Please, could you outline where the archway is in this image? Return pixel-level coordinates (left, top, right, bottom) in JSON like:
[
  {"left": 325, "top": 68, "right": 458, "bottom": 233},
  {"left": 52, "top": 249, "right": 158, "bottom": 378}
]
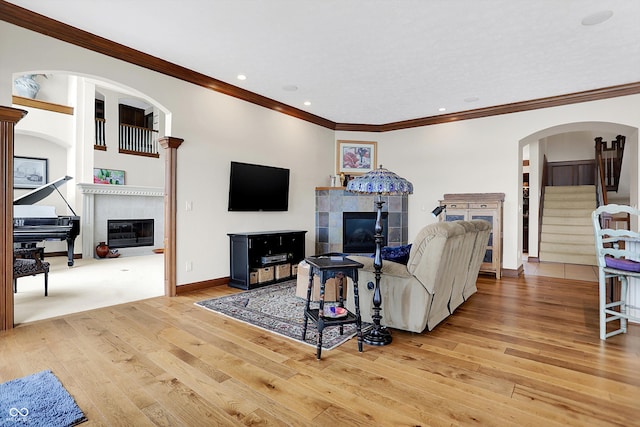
[
  {"left": 518, "top": 121, "right": 639, "bottom": 263},
  {"left": 6, "top": 71, "right": 178, "bottom": 327}
]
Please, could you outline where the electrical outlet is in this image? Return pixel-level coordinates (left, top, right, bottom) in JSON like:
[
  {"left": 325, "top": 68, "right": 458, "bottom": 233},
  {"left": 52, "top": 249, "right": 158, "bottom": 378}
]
[
  {"left": 186, "top": 201, "right": 193, "bottom": 211},
  {"left": 186, "top": 261, "right": 193, "bottom": 272}
]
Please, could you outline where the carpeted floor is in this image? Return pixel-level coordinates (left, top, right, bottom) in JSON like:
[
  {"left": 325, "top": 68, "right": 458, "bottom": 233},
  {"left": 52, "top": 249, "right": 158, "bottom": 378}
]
[
  {"left": 0, "top": 370, "right": 86, "bottom": 427},
  {"left": 196, "top": 280, "right": 369, "bottom": 351},
  {"left": 13, "top": 254, "right": 164, "bottom": 325}
]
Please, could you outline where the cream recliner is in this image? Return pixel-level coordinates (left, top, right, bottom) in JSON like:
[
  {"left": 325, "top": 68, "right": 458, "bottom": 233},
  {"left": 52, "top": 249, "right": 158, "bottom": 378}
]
[{"left": 346, "top": 219, "right": 491, "bottom": 333}]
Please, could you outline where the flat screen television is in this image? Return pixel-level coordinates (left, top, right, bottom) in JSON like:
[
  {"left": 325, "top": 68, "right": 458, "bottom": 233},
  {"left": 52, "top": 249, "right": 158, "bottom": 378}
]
[{"left": 228, "top": 161, "right": 290, "bottom": 211}]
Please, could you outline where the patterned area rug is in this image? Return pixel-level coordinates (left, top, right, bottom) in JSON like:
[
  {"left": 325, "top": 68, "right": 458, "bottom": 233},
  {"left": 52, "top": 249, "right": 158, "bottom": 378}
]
[{"left": 196, "top": 280, "right": 367, "bottom": 350}]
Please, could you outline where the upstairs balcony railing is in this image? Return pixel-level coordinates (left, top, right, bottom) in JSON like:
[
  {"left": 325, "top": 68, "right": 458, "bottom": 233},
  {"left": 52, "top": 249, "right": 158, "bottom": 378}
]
[
  {"left": 95, "top": 118, "right": 106, "bottom": 150},
  {"left": 119, "top": 123, "right": 159, "bottom": 157},
  {"left": 94, "top": 119, "right": 159, "bottom": 158}
]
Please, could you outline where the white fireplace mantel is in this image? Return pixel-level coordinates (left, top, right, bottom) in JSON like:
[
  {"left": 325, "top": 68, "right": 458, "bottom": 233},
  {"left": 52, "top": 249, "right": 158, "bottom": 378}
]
[
  {"left": 77, "top": 183, "right": 164, "bottom": 197},
  {"left": 78, "top": 183, "right": 164, "bottom": 258}
]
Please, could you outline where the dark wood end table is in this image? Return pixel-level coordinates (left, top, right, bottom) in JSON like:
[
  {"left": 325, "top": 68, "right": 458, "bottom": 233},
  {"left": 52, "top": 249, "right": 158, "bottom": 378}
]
[{"left": 302, "top": 255, "right": 364, "bottom": 360}]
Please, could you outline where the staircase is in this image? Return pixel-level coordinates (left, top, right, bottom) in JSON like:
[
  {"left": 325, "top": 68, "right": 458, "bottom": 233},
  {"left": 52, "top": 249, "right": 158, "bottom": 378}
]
[{"left": 539, "top": 185, "right": 597, "bottom": 265}]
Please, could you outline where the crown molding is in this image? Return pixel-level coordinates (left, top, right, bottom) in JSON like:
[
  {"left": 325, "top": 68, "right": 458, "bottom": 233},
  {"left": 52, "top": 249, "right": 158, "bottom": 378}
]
[
  {"left": 0, "top": 1, "right": 336, "bottom": 130},
  {"left": 369, "top": 81, "right": 640, "bottom": 132},
  {"left": 2, "top": 1, "right": 639, "bottom": 133},
  {"left": 335, "top": 81, "right": 640, "bottom": 132}
]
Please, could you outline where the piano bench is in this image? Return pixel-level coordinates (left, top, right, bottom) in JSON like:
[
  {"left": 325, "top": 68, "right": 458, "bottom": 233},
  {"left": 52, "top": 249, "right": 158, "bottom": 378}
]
[
  {"left": 13, "top": 258, "right": 50, "bottom": 296},
  {"left": 14, "top": 246, "right": 45, "bottom": 260}
]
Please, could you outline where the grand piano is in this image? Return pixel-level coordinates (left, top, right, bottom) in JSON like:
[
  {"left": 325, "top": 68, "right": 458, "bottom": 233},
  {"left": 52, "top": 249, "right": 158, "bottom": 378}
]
[{"left": 13, "top": 176, "right": 80, "bottom": 266}]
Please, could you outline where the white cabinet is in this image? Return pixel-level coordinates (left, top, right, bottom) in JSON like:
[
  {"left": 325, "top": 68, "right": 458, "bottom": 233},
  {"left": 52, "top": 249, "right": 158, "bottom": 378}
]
[{"left": 439, "top": 193, "right": 504, "bottom": 278}]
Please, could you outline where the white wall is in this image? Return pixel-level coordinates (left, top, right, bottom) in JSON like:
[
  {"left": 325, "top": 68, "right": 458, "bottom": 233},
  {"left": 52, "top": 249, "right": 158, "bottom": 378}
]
[
  {"left": 93, "top": 87, "right": 165, "bottom": 188},
  {"left": 339, "top": 98, "right": 640, "bottom": 271},
  {"left": 1, "top": 21, "right": 335, "bottom": 286},
  {"left": 2, "top": 21, "right": 640, "bottom": 284},
  {"left": 544, "top": 130, "right": 617, "bottom": 162}
]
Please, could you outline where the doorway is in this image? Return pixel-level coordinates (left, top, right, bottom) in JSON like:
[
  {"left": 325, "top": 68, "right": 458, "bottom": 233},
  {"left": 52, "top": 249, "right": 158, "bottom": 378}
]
[
  {"left": 519, "top": 122, "right": 639, "bottom": 263},
  {"left": 9, "top": 72, "right": 174, "bottom": 326}
]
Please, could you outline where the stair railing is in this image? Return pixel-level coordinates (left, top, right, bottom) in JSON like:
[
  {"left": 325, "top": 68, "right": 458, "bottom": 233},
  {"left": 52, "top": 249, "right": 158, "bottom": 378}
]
[
  {"left": 595, "top": 135, "right": 626, "bottom": 192},
  {"left": 595, "top": 140, "right": 631, "bottom": 231},
  {"left": 595, "top": 146, "right": 608, "bottom": 207},
  {"left": 536, "top": 154, "right": 549, "bottom": 260}
]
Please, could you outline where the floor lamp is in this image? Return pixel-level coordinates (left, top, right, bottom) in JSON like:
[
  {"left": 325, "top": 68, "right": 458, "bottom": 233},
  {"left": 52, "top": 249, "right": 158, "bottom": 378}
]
[{"left": 346, "top": 165, "right": 413, "bottom": 345}]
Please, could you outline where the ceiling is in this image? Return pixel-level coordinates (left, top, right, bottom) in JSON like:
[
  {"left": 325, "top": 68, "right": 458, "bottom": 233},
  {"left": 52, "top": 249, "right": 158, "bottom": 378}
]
[{"left": 4, "top": 0, "right": 640, "bottom": 126}]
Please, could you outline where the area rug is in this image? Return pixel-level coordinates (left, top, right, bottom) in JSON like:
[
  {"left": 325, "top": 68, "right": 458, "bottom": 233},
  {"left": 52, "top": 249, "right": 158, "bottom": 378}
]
[
  {"left": 0, "top": 370, "right": 86, "bottom": 427},
  {"left": 196, "top": 280, "right": 368, "bottom": 350}
]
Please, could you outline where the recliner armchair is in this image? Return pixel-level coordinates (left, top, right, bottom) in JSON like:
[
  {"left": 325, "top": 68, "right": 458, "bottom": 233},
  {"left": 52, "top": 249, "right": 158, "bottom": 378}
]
[{"left": 346, "top": 219, "right": 491, "bottom": 333}]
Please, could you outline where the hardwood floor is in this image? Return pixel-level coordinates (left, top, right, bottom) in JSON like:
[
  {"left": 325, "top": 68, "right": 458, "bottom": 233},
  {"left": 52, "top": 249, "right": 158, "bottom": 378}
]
[{"left": 1, "top": 274, "right": 638, "bottom": 426}]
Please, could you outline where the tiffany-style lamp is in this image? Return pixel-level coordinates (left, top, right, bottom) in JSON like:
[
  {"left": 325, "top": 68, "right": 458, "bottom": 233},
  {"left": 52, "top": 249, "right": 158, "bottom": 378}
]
[{"left": 346, "top": 165, "right": 413, "bottom": 345}]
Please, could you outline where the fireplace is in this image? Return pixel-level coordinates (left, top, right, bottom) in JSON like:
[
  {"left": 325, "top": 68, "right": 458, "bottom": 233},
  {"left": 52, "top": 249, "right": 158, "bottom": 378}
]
[
  {"left": 108, "top": 219, "right": 154, "bottom": 249},
  {"left": 343, "top": 212, "right": 388, "bottom": 254},
  {"left": 315, "top": 188, "right": 408, "bottom": 255}
]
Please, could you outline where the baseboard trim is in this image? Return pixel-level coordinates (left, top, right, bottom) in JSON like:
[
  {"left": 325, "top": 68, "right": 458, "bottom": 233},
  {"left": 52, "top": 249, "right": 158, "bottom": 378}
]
[
  {"left": 502, "top": 265, "right": 524, "bottom": 277},
  {"left": 45, "top": 251, "right": 82, "bottom": 259},
  {"left": 526, "top": 256, "right": 540, "bottom": 263},
  {"left": 176, "top": 277, "right": 229, "bottom": 294}
]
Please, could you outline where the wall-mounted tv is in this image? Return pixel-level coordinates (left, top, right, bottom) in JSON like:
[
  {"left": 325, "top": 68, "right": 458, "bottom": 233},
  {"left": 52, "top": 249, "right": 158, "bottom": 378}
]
[{"left": 228, "top": 161, "right": 290, "bottom": 211}]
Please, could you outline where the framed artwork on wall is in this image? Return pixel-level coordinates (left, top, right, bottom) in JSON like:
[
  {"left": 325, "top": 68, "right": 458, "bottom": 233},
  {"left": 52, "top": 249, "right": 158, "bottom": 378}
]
[
  {"left": 14, "top": 156, "right": 48, "bottom": 189},
  {"left": 94, "top": 168, "right": 125, "bottom": 185},
  {"left": 336, "top": 140, "right": 377, "bottom": 175}
]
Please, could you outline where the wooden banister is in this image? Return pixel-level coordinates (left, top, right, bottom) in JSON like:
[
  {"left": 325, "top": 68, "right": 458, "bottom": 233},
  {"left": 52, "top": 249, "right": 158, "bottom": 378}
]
[{"left": 595, "top": 135, "right": 626, "bottom": 192}]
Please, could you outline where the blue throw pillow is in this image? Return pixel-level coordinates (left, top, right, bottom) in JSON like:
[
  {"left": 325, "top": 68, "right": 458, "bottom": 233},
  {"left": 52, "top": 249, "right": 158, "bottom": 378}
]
[{"left": 372, "top": 244, "right": 412, "bottom": 265}]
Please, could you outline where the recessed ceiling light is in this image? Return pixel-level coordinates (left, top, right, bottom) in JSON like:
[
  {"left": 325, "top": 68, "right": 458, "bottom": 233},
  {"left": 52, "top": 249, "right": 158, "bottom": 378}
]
[
  {"left": 464, "top": 97, "right": 480, "bottom": 103},
  {"left": 237, "top": 74, "right": 247, "bottom": 81},
  {"left": 282, "top": 85, "right": 298, "bottom": 91},
  {"left": 581, "top": 10, "right": 613, "bottom": 26},
  {"left": 438, "top": 107, "right": 446, "bottom": 112},
  {"left": 303, "top": 101, "right": 311, "bottom": 106}
]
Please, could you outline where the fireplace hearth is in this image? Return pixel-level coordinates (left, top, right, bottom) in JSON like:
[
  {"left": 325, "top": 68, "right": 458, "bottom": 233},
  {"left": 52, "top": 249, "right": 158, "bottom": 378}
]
[
  {"left": 343, "top": 212, "right": 388, "bottom": 254},
  {"left": 78, "top": 183, "right": 164, "bottom": 258},
  {"left": 108, "top": 219, "right": 154, "bottom": 249}
]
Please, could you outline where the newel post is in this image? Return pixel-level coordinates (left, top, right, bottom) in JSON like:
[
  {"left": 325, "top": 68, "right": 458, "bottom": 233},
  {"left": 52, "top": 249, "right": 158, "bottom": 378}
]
[
  {"left": 0, "top": 106, "right": 27, "bottom": 331},
  {"left": 159, "top": 136, "right": 183, "bottom": 297}
]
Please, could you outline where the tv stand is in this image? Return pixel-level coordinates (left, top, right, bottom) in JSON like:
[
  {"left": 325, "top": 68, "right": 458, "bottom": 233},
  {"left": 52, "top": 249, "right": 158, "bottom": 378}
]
[{"left": 228, "top": 230, "right": 307, "bottom": 290}]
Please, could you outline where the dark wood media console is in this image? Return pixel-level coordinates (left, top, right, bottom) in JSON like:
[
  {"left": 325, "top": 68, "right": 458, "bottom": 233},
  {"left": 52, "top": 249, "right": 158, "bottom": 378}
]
[{"left": 228, "top": 230, "right": 307, "bottom": 290}]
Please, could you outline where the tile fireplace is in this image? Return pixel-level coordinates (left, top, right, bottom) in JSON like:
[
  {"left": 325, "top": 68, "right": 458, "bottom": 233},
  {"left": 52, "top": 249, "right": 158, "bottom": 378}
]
[{"left": 315, "top": 187, "right": 408, "bottom": 255}]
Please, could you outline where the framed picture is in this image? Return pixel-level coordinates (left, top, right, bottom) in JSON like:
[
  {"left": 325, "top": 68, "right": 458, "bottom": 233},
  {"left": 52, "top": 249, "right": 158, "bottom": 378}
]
[
  {"left": 14, "top": 156, "right": 48, "bottom": 189},
  {"left": 336, "top": 140, "right": 377, "bottom": 175},
  {"left": 93, "top": 168, "right": 125, "bottom": 185}
]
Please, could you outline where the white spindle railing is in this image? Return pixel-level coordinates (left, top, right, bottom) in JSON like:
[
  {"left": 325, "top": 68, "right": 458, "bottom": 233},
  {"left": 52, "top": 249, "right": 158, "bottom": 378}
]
[
  {"left": 118, "top": 123, "right": 159, "bottom": 156},
  {"left": 95, "top": 118, "right": 106, "bottom": 148}
]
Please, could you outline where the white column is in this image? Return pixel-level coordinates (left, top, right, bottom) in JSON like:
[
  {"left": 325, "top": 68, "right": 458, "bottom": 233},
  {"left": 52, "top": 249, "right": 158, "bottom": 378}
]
[{"left": 81, "top": 192, "right": 95, "bottom": 259}]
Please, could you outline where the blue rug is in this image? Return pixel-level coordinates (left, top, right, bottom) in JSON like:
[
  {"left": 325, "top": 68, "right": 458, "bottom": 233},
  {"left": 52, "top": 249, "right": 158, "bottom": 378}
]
[{"left": 0, "top": 370, "right": 86, "bottom": 426}]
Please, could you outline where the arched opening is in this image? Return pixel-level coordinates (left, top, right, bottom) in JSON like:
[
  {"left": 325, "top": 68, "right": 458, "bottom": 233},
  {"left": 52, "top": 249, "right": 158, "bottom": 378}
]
[
  {"left": 518, "top": 121, "right": 638, "bottom": 264},
  {"left": 10, "top": 71, "right": 175, "bottom": 324}
]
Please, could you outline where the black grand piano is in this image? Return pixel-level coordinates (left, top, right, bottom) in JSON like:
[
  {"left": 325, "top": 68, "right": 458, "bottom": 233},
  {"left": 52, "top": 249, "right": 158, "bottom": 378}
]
[{"left": 13, "top": 176, "right": 80, "bottom": 266}]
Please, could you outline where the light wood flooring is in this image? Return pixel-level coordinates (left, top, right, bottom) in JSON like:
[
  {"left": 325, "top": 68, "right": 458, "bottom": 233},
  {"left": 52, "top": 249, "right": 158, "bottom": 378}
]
[{"left": 1, "top": 272, "right": 638, "bottom": 426}]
